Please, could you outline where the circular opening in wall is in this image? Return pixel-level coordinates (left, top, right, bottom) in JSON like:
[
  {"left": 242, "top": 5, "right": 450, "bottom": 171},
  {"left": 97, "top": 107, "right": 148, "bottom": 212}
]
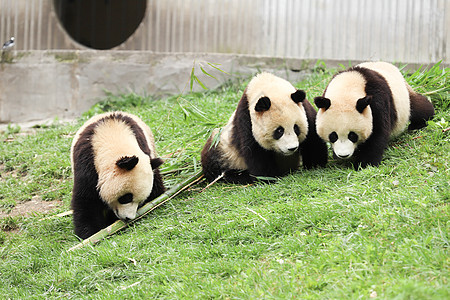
[{"left": 53, "top": 0, "right": 146, "bottom": 50}]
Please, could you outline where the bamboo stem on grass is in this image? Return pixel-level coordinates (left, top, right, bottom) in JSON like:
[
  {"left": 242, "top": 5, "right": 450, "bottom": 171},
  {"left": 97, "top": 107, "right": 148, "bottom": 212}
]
[{"left": 68, "top": 170, "right": 204, "bottom": 252}]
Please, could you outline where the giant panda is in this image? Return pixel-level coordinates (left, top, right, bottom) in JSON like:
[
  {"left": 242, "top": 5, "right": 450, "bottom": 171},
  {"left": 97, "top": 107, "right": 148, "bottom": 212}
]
[
  {"left": 201, "top": 72, "right": 328, "bottom": 183},
  {"left": 71, "top": 111, "right": 165, "bottom": 239},
  {"left": 314, "top": 61, "right": 435, "bottom": 168}
]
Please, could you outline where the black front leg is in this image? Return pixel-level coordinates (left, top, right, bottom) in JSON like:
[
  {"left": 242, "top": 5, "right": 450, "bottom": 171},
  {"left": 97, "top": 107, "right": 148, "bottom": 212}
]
[
  {"left": 352, "top": 135, "right": 388, "bottom": 169},
  {"left": 72, "top": 191, "right": 117, "bottom": 239}
]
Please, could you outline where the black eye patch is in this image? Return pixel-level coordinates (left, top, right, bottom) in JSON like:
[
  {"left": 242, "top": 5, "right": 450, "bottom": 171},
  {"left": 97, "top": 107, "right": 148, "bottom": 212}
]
[
  {"left": 273, "top": 126, "right": 284, "bottom": 140},
  {"left": 348, "top": 131, "right": 358, "bottom": 143},
  {"left": 294, "top": 124, "right": 300, "bottom": 136},
  {"left": 118, "top": 193, "right": 133, "bottom": 205},
  {"left": 329, "top": 131, "right": 338, "bottom": 143}
]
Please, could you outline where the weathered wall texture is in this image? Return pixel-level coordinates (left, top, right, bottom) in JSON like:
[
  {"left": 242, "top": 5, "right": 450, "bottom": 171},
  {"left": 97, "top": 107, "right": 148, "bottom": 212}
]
[{"left": 1, "top": 51, "right": 337, "bottom": 124}]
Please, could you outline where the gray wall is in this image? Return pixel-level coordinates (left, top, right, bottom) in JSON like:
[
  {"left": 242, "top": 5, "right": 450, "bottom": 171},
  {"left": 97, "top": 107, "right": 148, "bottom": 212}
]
[
  {"left": 0, "top": 51, "right": 332, "bottom": 123},
  {"left": 0, "top": 0, "right": 449, "bottom": 64}
]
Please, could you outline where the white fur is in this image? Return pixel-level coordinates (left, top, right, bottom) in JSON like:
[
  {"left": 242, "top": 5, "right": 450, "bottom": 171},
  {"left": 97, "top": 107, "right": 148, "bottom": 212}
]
[
  {"left": 215, "top": 113, "right": 247, "bottom": 170},
  {"left": 316, "top": 71, "right": 373, "bottom": 158},
  {"left": 247, "top": 73, "right": 309, "bottom": 153},
  {"left": 72, "top": 112, "right": 155, "bottom": 220},
  {"left": 215, "top": 73, "right": 309, "bottom": 170},
  {"left": 316, "top": 62, "right": 413, "bottom": 159},
  {"left": 333, "top": 139, "right": 356, "bottom": 159}
]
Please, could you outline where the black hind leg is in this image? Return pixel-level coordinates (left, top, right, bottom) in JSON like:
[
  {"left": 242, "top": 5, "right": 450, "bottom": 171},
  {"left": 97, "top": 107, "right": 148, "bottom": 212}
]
[
  {"left": 408, "top": 92, "right": 435, "bottom": 130},
  {"left": 201, "top": 137, "right": 227, "bottom": 183}
]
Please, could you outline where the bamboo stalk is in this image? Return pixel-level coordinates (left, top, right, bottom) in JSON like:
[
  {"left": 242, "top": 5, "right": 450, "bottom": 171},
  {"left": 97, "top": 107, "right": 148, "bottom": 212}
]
[
  {"left": 39, "top": 210, "right": 73, "bottom": 221},
  {"left": 68, "top": 170, "right": 203, "bottom": 252}
]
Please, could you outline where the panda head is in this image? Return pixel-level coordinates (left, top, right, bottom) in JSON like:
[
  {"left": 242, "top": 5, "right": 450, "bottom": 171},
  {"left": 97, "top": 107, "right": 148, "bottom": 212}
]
[
  {"left": 97, "top": 154, "right": 163, "bottom": 221},
  {"left": 314, "top": 71, "right": 373, "bottom": 159},
  {"left": 247, "top": 73, "right": 309, "bottom": 156}
]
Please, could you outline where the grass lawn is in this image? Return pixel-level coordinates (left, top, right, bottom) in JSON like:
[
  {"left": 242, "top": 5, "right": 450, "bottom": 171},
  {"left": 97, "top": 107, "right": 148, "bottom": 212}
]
[{"left": 0, "top": 62, "right": 448, "bottom": 299}]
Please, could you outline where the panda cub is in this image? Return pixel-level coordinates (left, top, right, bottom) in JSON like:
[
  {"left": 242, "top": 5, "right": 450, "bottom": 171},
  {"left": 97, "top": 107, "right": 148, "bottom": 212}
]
[
  {"left": 314, "top": 61, "right": 435, "bottom": 168},
  {"left": 71, "top": 112, "right": 165, "bottom": 239},
  {"left": 201, "top": 72, "right": 328, "bottom": 183}
]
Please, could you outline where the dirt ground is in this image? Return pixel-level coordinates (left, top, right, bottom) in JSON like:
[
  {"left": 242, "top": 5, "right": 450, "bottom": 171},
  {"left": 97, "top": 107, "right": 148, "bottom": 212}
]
[{"left": 0, "top": 196, "right": 62, "bottom": 219}]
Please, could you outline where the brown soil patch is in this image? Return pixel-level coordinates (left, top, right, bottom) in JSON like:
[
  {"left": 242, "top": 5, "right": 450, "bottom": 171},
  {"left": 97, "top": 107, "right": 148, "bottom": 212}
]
[{"left": 0, "top": 196, "right": 62, "bottom": 219}]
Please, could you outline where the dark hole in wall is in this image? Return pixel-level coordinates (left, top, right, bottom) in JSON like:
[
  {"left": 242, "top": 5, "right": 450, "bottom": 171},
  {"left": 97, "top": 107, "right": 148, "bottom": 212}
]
[{"left": 53, "top": 0, "right": 146, "bottom": 50}]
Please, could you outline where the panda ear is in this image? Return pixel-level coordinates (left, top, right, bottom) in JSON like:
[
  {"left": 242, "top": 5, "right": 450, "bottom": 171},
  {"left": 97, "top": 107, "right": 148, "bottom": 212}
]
[
  {"left": 151, "top": 157, "right": 164, "bottom": 169},
  {"left": 116, "top": 155, "right": 139, "bottom": 171},
  {"left": 314, "top": 96, "right": 331, "bottom": 110},
  {"left": 291, "top": 90, "right": 306, "bottom": 103},
  {"left": 255, "top": 96, "right": 271, "bottom": 112},
  {"left": 356, "top": 95, "right": 372, "bottom": 113}
]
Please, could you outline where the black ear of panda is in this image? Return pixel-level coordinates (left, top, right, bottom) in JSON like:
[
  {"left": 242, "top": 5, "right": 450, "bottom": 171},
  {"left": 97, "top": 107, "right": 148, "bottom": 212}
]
[
  {"left": 151, "top": 157, "right": 164, "bottom": 169},
  {"left": 356, "top": 95, "right": 372, "bottom": 113},
  {"left": 255, "top": 96, "right": 271, "bottom": 112},
  {"left": 116, "top": 155, "right": 139, "bottom": 171},
  {"left": 291, "top": 89, "right": 306, "bottom": 103},
  {"left": 314, "top": 96, "right": 331, "bottom": 110}
]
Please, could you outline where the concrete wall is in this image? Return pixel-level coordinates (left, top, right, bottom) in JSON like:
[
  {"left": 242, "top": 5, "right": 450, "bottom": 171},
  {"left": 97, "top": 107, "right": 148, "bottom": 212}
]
[
  {"left": 0, "top": 50, "right": 326, "bottom": 124},
  {"left": 0, "top": 50, "right": 444, "bottom": 124}
]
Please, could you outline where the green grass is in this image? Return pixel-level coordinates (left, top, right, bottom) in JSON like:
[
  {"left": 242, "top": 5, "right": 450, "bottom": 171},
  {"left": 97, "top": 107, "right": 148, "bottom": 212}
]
[{"left": 0, "top": 62, "right": 448, "bottom": 299}]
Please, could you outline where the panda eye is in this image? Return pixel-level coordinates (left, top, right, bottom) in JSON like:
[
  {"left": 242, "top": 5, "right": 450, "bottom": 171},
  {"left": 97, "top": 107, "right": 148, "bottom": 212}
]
[
  {"left": 118, "top": 193, "right": 133, "bottom": 204},
  {"left": 329, "top": 132, "right": 338, "bottom": 143},
  {"left": 294, "top": 124, "right": 300, "bottom": 136},
  {"left": 348, "top": 131, "right": 358, "bottom": 143},
  {"left": 273, "top": 126, "right": 284, "bottom": 140}
]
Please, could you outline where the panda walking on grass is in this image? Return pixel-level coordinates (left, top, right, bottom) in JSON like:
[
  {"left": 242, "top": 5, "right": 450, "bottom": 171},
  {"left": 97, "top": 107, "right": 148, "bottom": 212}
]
[{"left": 314, "top": 61, "right": 435, "bottom": 169}]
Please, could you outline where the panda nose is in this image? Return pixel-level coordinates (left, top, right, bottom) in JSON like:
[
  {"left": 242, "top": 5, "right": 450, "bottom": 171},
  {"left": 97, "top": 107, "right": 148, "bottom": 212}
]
[
  {"left": 123, "top": 217, "right": 132, "bottom": 222},
  {"left": 339, "top": 154, "right": 350, "bottom": 158},
  {"left": 288, "top": 146, "right": 298, "bottom": 152}
]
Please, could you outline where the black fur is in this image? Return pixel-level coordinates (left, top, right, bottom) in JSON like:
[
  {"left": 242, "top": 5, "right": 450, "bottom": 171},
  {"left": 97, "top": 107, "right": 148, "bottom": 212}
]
[
  {"left": 408, "top": 90, "right": 435, "bottom": 130},
  {"left": 255, "top": 96, "right": 271, "bottom": 112},
  {"left": 291, "top": 90, "right": 306, "bottom": 103},
  {"left": 350, "top": 66, "right": 397, "bottom": 168},
  {"left": 71, "top": 113, "right": 165, "bottom": 239},
  {"left": 116, "top": 155, "right": 139, "bottom": 170},
  {"left": 201, "top": 91, "right": 328, "bottom": 184},
  {"left": 200, "top": 126, "right": 255, "bottom": 184},
  {"left": 299, "top": 99, "right": 328, "bottom": 169},
  {"left": 356, "top": 96, "right": 372, "bottom": 113},
  {"left": 151, "top": 157, "right": 164, "bottom": 169},
  {"left": 314, "top": 96, "right": 331, "bottom": 110},
  {"left": 231, "top": 93, "right": 285, "bottom": 179},
  {"left": 320, "top": 66, "right": 403, "bottom": 169}
]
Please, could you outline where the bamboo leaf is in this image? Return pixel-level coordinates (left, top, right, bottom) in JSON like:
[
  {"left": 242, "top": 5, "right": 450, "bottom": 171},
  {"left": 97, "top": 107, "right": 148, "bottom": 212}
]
[
  {"left": 210, "top": 127, "right": 223, "bottom": 149},
  {"left": 253, "top": 175, "right": 278, "bottom": 181},
  {"left": 200, "top": 66, "right": 217, "bottom": 80},
  {"left": 207, "top": 62, "right": 230, "bottom": 75},
  {"left": 194, "top": 75, "right": 208, "bottom": 90},
  {"left": 189, "top": 63, "right": 196, "bottom": 91},
  {"left": 177, "top": 101, "right": 190, "bottom": 119}
]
